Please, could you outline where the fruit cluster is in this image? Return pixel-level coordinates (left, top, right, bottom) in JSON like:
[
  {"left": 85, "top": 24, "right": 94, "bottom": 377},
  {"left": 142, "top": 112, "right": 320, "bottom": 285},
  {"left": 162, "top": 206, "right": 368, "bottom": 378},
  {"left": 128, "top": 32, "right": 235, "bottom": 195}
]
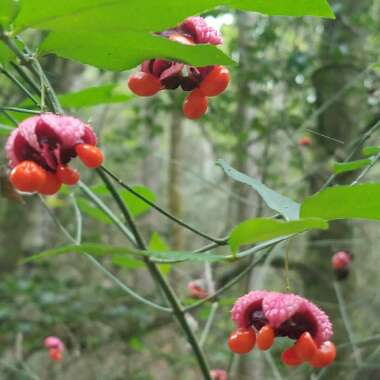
[
  {"left": 44, "top": 336, "right": 64, "bottom": 362},
  {"left": 228, "top": 291, "right": 336, "bottom": 368},
  {"left": 298, "top": 136, "right": 311, "bottom": 146},
  {"left": 210, "top": 369, "right": 228, "bottom": 380},
  {"left": 127, "top": 16, "right": 230, "bottom": 119},
  {"left": 332, "top": 250, "right": 352, "bottom": 280},
  {"left": 6, "top": 113, "right": 103, "bottom": 195},
  {"left": 187, "top": 280, "right": 208, "bottom": 299}
]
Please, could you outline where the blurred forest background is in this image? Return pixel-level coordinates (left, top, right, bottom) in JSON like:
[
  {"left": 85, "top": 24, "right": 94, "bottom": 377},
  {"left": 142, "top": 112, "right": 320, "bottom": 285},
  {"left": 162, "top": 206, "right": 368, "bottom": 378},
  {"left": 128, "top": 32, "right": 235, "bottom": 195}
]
[{"left": 1, "top": 1, "right": 380, "bottom": 379}]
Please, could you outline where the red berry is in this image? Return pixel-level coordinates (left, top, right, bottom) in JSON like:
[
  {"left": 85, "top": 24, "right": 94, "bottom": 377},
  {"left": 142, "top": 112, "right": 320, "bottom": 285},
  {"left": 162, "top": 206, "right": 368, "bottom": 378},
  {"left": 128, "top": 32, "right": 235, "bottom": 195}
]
[
  {"left": 10, "top": 161, "right": 47, "bottom": 193},
  {"left": 308, "top": 341, "right": 336, "bottom": 368},
  {"left": 200, "top": 66, "right": 230, "bottom": 97},
  {"left": 75, "top": 144, "right": 104, "bottom": 169},
  {"left": 56, "top": 165, "right": 80, "bottom": 186},
  {"left": 298, "top": 136, "right": 311, "bottom": 146},
  {"left": 49, "top": 348, "right": 63, "bottom": 362},
  {"left": 332, "top": 251, "right": 351, "bottom": 270},
  {"left": 281, "top": 346, "right": 304, "bottom": 367},
  {"left": 294, "top": 332, "right": 317, "bottom": 361},
  {"left": 39, "top": 172, "right": 62, "bottom": 195},
  {"left": 183, "top": 89, "right": 208, "bottom": 119},
  {"left": 128, "top": 72, "right": 161, "bottom": 96},
  {"left": 227, "top": 328, "right": 256, "bottom": 354},
  {"left": 187, "top": 281, "right": 208, "bottom": 299},
  {"left": 256, "top": 325, "right": 275, "bottom": 351}
]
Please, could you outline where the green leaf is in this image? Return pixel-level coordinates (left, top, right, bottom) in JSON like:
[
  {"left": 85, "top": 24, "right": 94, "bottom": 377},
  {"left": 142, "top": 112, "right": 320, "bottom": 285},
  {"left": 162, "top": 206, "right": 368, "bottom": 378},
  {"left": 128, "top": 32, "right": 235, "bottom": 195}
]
[
  {"left": 0, "top": 123, "right": 15, "bottom": 137},
  {"left": 76, "top": 197, "right": 113, "bottom": 224},
  {"left": 58, "top": 84, "right": 135, "bottom": 109},
  {"left": 111, "top": 256, "right": 144, "bottom": 270},
  {"left": 0, "top": 41, "right": 15, "bottom": 64},
  {"left": 301, "top": 184, "right": 380, "bottom": 221},
  {"left": 362, "top": 146, "right": 380, "bottom": 157},
  {"left": 148, "top": 232, "right": 169, "bottom": 252},
  {"left": 120, "top": 186, "right": 156, "bottom": 217},
  {"left": 148, "top": 232, "right": 171, "bottom": 274},
  {"left": 0, "top": 0, "right": 20, "bottom": 27},
  {"left": 23, "top": 243, "right": 227, "bottom": 264},
  {"left": 229, "top": 218, "right": 328, "bottom": 253},
  {"left": 217, "top": 159, "right": 300, "bottom": 220},
  {"left": 14, "top": 0, "right": 332, "bottom": 71},
  {"left": 128, "top": 337, "right": 144, "bottom": 352},
  {"left": 91, "top": 184, "right": 156, "bottom": 218},
  {"left": 229, "top": 0, "right": 334, "bottom": 18},
  {"left": 40, "top": 31, "right": 234, "bottom": 71},
  {"left": 14, "top": 1, "right": 333, "bottom": 34},
  {"left": 333, "top": 159, "right": 372, "bottom": 174}
]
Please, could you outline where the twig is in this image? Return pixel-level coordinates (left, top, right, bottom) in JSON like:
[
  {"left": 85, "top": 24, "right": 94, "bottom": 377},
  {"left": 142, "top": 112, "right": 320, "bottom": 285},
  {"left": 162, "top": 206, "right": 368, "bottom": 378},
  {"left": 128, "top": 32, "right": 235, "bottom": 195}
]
[
  {"left": 184, "top": 247, "right": 272, "bottom": 313},
  {"left": 199, "top": 302, "right": 219, "bottom": 348},
  {"left": 98, "top": 165, "right": 213, "bottom": 380},
  {"left": 39, "top": 196, "right": 171, "bottom": 313},
  {"left": 100, "top": 165, "right": 226, "bottom": 245},
  {"left": 0, "top": 66, "right": 39, "bottom": 105},
  {"left": 333, "top": 282, "right": 362, "bottom": 366},
  {"left": 321, "top": 118, "right": 380, "bottom": 190},
  {"left": 351, "top": 152, "right": 380, "bottom": 185},
  {"left": 0, "top": 106, "right": 40, "bottom": 114}
]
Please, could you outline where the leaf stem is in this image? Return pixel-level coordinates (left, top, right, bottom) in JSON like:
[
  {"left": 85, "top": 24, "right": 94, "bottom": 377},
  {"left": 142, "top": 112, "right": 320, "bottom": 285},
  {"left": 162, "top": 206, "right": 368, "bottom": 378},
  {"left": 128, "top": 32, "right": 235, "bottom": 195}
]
[
  {"left": 0, "top": 66, "right": 39, "bottom": 105},
  {"left": 199, "top": 302, "right": 219, "bottom": 348},
  {"left": 100, "top": 165, "right": 226, "bottom": 244},
  {"left": 321, "top": 118, "right": 380, "bottom": 190},
  {"left": 351, "top": 151, "right": 380, "bottom": 186},
  {"left": 184, "top": 247, "right": 271, "bottom": 313},
  {"left": 0, "top": 106, "right": 40, "bottom": 114},
  {"left": 333, "top": 281, "right": 362, "bottom": 366},
  {"left": 39, "top": 196, "right": 171, "bottom": 313}
]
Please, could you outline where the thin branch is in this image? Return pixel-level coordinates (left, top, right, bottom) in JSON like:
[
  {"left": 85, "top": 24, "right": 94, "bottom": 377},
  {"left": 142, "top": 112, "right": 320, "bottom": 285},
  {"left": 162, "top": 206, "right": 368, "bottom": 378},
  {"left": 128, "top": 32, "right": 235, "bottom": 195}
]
[
  {"left": 320, "top": 118, "right": 380, "bottom": 190},
  {"left": 199, "top": 302, "right": 219, "bottom": 348},
  {"left": 0, "top": 106, "right": 40, "bottom": 114},
  {"left": 0, "top": 109, "right": 18, "bottom": 125},
  {"left": 0, "top": 66, "right": 39, "bottom": 105},
  {"left": 333, "top": 282, "right": 362, "bottom": 366},
  {"left": 184, "top": 247, "right": 271, "bottom": 313},
  {"left": 97, "top": 167, "right": 213, "bottom": 380},
  {"left": 100, "top": 165, "right": 227, "bottom": 245},
  {"left": 39, "top": 195, "right": 171, "bottom": 313},
  {"left": 351, "top": 151, "right": 380, "bottom": 185},
  {"left": 78, "top": 181, "right": 136, "bottom": 245}
]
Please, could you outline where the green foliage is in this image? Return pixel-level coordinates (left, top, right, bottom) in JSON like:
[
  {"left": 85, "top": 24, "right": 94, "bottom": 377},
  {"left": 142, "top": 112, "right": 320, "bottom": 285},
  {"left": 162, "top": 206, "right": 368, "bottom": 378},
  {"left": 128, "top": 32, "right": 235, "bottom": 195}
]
[
  {"left": 0, "top": 41, "right": 14, "bottom": 64},
  {"left": 40, "top": 32, "right": 234, "bottom": 71},
  {"left": 333, "top": 158, "right": 372, "bottom": 174},
  {"left": 0, "top": 123, "right": 14, "bottom": 136},
  {"left": 229, "top": 217, "right": 328, "bottom": 253},
  {"left": 217, "top": 159, "right": 300, "bottom": 220},
  {"left": 13, "top": 0, "right": 333, "bottom": 33},
  {"left": 148, "top": 233, "right": 172, "bottom": 274},
  {"left": 0, "top": 0, "right": 19, "bottom": 27},
  {"left": 23, "top": 243, "right": 227, "bottom": 264},
  {"left": 6, "top": 0, "right": 333, "bottom": 70},
  {"left": 230, "top": 0, "right": 334, "bottom": 17},
  {"left": 363, "top": 146, "right": 380, "bottom": 156},
  {"left": 301, "top": 184, "right": 380, "bottom": 221},
  {"left": 91, "top": 184, "right": 156, "bottom": 218},
  {"left": 58, "top": 84, "right": 135, "bottom": 109},
  {"left": 77, "top": 197, "right": 113, "bottom": 224}
]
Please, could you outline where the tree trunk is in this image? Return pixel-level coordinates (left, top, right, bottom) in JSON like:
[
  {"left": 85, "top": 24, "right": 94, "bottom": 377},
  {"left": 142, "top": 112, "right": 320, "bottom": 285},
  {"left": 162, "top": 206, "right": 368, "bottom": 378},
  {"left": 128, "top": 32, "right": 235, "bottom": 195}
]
[{"left": 307, "top": 0, "right": 373, "bottom": 378}]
